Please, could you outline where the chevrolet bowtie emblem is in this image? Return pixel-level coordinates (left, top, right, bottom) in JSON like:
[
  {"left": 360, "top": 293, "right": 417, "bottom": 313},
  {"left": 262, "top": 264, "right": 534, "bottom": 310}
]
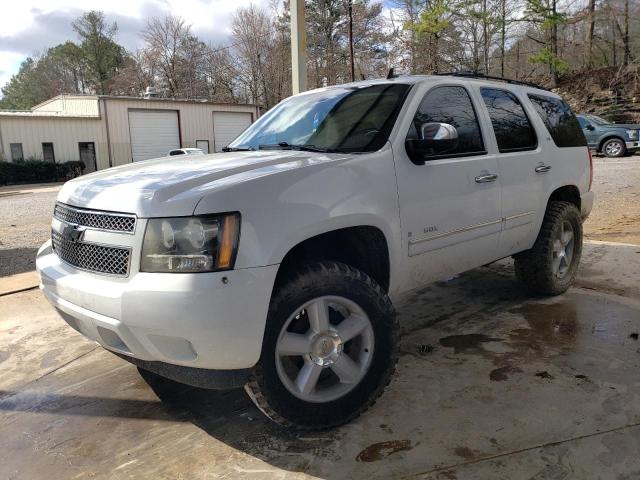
[{"left": 61, "top": 223, "right": 86, "bottom": 243}]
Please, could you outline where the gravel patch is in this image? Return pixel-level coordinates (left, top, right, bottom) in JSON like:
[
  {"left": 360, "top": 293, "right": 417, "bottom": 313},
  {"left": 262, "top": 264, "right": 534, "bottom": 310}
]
[
  {"left": 584, "top": 156, "right": 640, "bottom": 244},
  {"left": 0, "top": 190, "right": 58, "bottom": 276}
]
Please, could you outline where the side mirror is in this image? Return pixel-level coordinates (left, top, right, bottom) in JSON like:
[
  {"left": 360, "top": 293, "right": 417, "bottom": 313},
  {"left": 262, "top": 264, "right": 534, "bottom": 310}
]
[
  {"left": 585, "top": 124, "right": 595, "bottom": 131},
  {"left": 405, "top": 122, "right": 459, "bottom": 165}
]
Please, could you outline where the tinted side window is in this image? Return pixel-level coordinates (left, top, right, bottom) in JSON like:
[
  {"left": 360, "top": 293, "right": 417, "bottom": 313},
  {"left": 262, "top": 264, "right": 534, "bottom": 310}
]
[
  {"left": 481, "top": 88, "right": 537, "bottom": 152},
  {"left": 528, "top": 94, "right": 587, "bottom": 147},
  {"left": 409, "top": 86, "right": 485, "bottom": 156}
]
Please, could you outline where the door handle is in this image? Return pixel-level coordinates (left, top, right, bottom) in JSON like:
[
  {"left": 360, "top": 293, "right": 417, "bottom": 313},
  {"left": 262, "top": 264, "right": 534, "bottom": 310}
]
[
  {"left": 535, "top": 165, "right": 552, "bottom": 173},
  {"left": 475, "top": 173, "right": 498, "bottom": 183}
]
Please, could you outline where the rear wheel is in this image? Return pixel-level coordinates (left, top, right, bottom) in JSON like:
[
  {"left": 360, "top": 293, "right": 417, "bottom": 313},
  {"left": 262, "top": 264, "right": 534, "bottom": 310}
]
[
  {"left": 601, "top": 138, "right": 626, "bottom": 158},
  {"left": 514, "top": 201, "right": 582, "bottom": 296},
  {"left": 245, "top": 261, "right": 399, "bottom": 430}
]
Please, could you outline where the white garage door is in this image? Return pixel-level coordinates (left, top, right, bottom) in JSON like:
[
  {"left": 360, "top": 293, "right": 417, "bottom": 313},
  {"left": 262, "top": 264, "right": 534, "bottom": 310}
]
[
  {"left": 129, "top": 110, "right": 180, "bottom": 162},
  {"left": 213, "top": 112, "right": 252, "bottom": 152}
]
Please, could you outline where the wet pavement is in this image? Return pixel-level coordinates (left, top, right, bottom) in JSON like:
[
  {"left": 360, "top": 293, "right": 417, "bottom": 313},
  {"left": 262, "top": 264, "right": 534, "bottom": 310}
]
[{"left": 1, "top": 241, "right": 639, "bottom": 479}]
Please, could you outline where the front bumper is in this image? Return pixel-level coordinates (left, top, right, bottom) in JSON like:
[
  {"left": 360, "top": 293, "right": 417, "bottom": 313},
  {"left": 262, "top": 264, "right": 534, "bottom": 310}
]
[
  {"left": 37, "top": 241, "right": 278, "bottom": 370},
  {"left": 626, "top": 141, "right": 640, "bottom": 151}
]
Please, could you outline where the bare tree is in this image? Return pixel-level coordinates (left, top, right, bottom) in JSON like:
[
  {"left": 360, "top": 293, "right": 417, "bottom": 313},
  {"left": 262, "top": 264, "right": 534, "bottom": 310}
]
[{"left": 141, "top": 15, "right": 195, "bottom": 97}]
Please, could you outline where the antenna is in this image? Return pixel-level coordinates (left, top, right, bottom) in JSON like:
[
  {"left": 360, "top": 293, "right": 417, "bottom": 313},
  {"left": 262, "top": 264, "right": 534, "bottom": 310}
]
[{"left": 386, "top": 68, "right": 396, "bottom": 79}]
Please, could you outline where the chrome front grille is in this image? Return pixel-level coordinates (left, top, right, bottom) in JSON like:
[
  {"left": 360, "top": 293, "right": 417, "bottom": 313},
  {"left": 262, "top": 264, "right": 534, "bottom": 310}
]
[
  {"left": 51, "top": 230, "right": 131, "bottom": 276},
  {"left": 54, "top": 202, "right": 136, "bottom": 233}
]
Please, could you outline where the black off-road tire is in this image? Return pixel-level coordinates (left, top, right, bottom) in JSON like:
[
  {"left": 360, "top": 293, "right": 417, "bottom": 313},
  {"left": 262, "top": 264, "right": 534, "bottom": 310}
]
[
  {"left": 601, "top": 138, "right": 626, "bottom": 158},
  {"left": 514, "top": 201, "right": 583, "bottom": 296},
  {"left": 245, "top": 261, "right": 399, "bottom": 431}
]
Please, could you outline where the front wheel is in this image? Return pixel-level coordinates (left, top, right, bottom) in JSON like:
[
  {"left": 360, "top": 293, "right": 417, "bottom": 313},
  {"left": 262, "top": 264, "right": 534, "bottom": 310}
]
[
  {"left": 245, "top": 261, "right": 399, "bottom": 430},
  {"left": 514, "top": 201, "right": 582, "bottom": 296},
  {"left": 602, "top": 138, "right": 626, "bottom": 158}
]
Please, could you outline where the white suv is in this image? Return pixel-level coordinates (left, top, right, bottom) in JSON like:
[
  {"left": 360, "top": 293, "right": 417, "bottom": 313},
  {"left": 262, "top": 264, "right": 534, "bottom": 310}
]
[{"left": 37, "top": 74, "right": 594, "bottom": 430}]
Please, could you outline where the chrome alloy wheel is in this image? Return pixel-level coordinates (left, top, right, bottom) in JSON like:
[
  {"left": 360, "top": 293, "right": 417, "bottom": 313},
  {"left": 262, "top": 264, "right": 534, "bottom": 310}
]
[
  {"left": 552, "top": 220, "right": 575, "bottom": 278},
  {"left": 275, "top": 296, "right": 375, "bottom": 403},
  {"left": 604, "top": 140, "right": 623, "bottom": 157}
]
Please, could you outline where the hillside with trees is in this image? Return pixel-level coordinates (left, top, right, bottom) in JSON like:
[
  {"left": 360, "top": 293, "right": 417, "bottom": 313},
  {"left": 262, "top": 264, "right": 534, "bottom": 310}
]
[{"left": 0, "top": 0, "right": 638, "bottom": 119}]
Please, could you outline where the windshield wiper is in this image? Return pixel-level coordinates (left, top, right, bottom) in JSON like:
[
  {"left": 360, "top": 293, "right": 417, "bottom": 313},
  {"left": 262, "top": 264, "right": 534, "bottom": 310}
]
[
  {"left": 258, "top": 142, "right": 337, "bottom": 153},
  {"left": 222, "top": 146, "right": 254, "bottom": 152}
]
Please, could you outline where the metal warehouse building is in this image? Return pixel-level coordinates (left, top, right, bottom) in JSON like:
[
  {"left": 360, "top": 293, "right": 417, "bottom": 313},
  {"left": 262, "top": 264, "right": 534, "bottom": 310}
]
[{"left": 0, "top": 95, "right": 259, "bottom": 172}]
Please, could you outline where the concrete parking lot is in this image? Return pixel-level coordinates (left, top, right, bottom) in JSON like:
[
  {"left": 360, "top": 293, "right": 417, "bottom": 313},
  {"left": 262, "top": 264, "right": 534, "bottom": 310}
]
[
  {"left": 1, "top": 158, "right": 639, "bottom": 479},
  {"left": 1, "top": 242, "right": 639, "bottom": 479}
]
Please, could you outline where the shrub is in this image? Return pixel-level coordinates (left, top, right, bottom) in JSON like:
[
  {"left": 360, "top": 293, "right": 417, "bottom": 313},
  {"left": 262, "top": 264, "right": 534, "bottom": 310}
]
[{"left": 0, "top": 160, "right": 86, "bottom": 186}]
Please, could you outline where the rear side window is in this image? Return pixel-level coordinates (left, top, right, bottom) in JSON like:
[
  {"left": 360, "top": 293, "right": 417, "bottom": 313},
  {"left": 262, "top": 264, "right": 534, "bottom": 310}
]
[
  {"left": 409, "top": 86, "right": 485, "bottom": 156},
  {"left": 528, "top": 94, "right": 587, "bottom": 147},
  {"left": 481, "top": 88, "right": 537, "bottom": 152}
]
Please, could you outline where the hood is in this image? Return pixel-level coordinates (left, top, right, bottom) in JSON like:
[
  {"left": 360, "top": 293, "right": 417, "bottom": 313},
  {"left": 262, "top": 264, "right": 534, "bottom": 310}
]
[
  {"left": 600, "top": 123, "right": 640, "bottom": 130},
  {"left": 58, "top": 150, "right": 349, "bottom": 217}
]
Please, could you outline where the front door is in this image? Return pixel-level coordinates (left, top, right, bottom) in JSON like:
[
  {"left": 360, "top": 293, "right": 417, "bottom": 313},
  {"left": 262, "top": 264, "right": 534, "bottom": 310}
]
[
  {"left": 577, "top": 116, "right": 598, "bottom": 149},
  {"left": 393, "top": 83, "right": 502, "bottom": 290}
]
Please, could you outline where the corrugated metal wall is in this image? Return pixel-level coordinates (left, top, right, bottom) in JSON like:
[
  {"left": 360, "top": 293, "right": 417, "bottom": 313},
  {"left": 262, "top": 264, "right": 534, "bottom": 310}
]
[
  {"left": 0, "top": 115, "right": 106, "bottom": 166},
  {"left": 0, "top": 97, "right": 259, "bottom": 171},
  {"left": 32, "top": 96, "right": 100, "bottom": 117},
  {"left": 103, "top": 99, "right": 258, "bottom": 166}
]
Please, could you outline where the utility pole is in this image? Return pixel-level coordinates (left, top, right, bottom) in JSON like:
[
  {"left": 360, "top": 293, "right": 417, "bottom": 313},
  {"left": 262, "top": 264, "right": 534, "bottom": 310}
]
[
  {"left": 290, "top": 0, "right": 307, "bottom": 94},
  {"left": 500, "top": 0, "right": 506, "bottom": 77},
  {"left": 348, "top": 0, "right": 355, "bottom": 82}
]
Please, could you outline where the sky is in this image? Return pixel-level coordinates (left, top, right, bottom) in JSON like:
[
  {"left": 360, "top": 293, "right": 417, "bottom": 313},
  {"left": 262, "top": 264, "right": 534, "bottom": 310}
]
[{"left": 0, "top": 0, "right": 271, "bottom": 91}]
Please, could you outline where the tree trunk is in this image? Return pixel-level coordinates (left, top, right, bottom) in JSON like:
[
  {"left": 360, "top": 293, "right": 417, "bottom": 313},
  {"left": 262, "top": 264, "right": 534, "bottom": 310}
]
[
  {"left": 610, "top": 0, "right": 617, "bottom": 66},
  {"left": 586, "top": 0, "right": 596, "bottom": 67},
  {"left": 348, "top": 0, "right": 355, "bottom": 81},
  {"left": 483, "top": 0, "right": 489, "bottom": 74},
  {"left": 623, "top": 0, "right": 630, "bottom": 65},
  {"left": 550, "top": 0, "right": 559, "bottom": 86}
]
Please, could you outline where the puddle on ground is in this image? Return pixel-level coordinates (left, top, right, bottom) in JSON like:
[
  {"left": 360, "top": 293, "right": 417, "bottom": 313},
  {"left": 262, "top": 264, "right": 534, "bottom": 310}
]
[
  {"left": 355, "top": 440, "right": 413, "bottom": 462},
  {"left": 437, "top": 293, "right": 640, "bottom": 383},
  {"left": 438, "top": 334, "right": 502, "bottom": 354},
  {"left": 508, "top": 302, "right": 579, "bottom": 351}
]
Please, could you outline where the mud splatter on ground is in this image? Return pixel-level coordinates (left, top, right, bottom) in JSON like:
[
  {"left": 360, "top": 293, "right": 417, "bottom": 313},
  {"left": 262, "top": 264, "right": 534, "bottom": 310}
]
[
  {"left": 490, "top": 365, "right": 523, "bottom": 381},
  {"left": 535, "top": 371, "right": 554, "bottom": 380},
  {"left": 417, "top": 344, "right": 435, "bottom": 355},
  {"left": 356, "top": 440, "right": 413, "bottom": 462},
  {"left": 40, "top": 347, "right": 63, "bottom": 369},
  {"left": 453, "top": 446, "right": 480, "bottom": 460}
]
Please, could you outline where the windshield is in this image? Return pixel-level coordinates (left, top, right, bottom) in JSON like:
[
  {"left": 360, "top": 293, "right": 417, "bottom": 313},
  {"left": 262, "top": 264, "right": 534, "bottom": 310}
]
[
  {"left": 228, "top": 83, "right": 411, "bottom": 153},
  {"left": 585, "top": 114, "right": 610, "bottom": 125}
]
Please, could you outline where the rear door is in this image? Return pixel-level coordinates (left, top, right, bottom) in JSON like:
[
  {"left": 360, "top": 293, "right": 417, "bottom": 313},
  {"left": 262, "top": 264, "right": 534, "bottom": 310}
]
[
  {"left": 474, "top": 86, "right": 544, "bottom": 256},
  {"left": 393, "top": 83, "right": 503, "bottom": 287}
]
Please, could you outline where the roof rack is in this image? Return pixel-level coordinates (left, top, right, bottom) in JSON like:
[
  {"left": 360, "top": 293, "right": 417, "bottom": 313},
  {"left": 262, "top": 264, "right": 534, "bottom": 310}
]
[{"left": 434, "top": 71, "right": 548, "bottom": 91}]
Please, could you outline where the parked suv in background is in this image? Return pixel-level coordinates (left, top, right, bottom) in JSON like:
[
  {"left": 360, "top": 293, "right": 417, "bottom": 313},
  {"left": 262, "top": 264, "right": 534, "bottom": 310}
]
[
  {"left": 577, "top": 114, "right": 640, "bottom": 158},
  {"left": 37, "top": 74, "right": 594, "bottom": 430}
]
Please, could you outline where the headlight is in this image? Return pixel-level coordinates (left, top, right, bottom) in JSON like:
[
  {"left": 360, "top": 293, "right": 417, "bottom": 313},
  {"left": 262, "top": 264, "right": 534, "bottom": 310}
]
[
  {"left": 626, "top": 129, "right": 638, "bottom": 139},
  {"left": 141, "top": 213, "right": 240, "bottom": 273}
]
